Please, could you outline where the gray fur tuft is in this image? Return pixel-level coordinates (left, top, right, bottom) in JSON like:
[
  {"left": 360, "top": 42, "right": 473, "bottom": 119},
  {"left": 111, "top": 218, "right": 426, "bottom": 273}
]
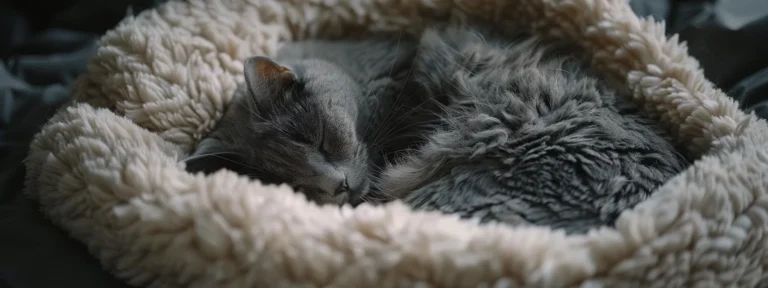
[{"left": 377, "top": 26, "right": 689, "bottom": 234}]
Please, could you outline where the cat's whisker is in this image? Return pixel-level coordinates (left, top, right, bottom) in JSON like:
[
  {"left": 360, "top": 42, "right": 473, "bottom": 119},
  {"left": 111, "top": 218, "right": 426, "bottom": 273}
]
[
  {"left": 371, "top": 130, "right": 433, "bottom": 151},
  {"left": 375, "top": 113, "right": 441, "bottom": 136},
  {"left": 243, "top": 101, "right": 265, "bottom": 122},
  {"left": 374, "top": 136, "right": 432, "bottom": 151},
  {"left": 367, "top": 43, "right": 421, "bottom": 143},
  {"left": 360, "top": 194, "right": 382, "bottom": 204},
  {"left": 210, "top": 155, "right": 259, "bottom": 170},
  {"left": 181, "top": 151, "right": 242, "bottom": 162},
  {"left": 371, "top": 125, "right": 435, "bottom": 149},
  {"left": 368, "top": 97, "right": 436, "bottom": 145},
  {"left": 363, "top": 30, "right": 404, "bottom": 140}
]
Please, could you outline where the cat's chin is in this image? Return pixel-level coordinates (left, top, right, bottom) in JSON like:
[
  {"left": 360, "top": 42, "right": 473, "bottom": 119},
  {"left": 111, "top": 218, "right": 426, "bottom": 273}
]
[
  {"left": 347, "top": 178, "right": 372, "bottom": 207},
  {"left": 348, "top": 196, "right": 364, "bottom": 207},
  {"left": 296, "top": 183, "right": 372, "bottom": 207},
  {"left": 305, "top": 193, "right": 348, "bottom": 206},
  {"left": 327, "top": 193, "right": 350, "bottom": 206},
  {"left": 300, "top": 188, "right": 350, "bottom": 206}
]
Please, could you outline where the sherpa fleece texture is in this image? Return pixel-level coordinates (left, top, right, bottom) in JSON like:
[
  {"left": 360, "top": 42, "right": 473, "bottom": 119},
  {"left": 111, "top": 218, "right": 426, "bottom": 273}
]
[{"left": 23, "top": 0, "right": 768, "bottom": 287}]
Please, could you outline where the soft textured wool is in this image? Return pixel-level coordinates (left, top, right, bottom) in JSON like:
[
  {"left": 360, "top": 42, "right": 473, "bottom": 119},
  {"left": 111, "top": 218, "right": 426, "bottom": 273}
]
[{"left": 23, "top": 0, "right": 768, "bottom": 287}]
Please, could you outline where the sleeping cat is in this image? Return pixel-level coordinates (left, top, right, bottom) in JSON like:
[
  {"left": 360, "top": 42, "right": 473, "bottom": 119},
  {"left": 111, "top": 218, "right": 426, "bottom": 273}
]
[
  {"left": 186, "top": 26, "right": 689, "bottom": 234},
  {"left": 184, "top": 38, "right": 423, "bottom": 205},
  {"left": 376, "top": 26, "right": 690, "bottom": 233}
]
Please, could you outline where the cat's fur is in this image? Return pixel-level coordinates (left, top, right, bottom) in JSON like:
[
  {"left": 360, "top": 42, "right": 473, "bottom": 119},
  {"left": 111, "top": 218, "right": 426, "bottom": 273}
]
[
  {"left": 186, "top": 26, "right": 689, "bottom": 234},
  {"left": 377, "top": 27, "right": 689, "bottom": 234},
  {"left": 184, "top": 38, "right": 422, "bottom": 205}
]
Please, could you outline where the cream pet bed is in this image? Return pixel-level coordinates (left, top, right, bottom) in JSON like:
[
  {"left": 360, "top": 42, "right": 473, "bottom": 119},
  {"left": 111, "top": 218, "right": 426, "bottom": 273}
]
[{"left": 23, "top": 0, "right": 768, "bottom": 287}]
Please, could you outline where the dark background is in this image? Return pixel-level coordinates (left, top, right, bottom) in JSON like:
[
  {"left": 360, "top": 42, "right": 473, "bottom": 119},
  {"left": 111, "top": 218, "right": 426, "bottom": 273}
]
[{"left": 1, "top": 0, "right": 767, "bottom": 287}]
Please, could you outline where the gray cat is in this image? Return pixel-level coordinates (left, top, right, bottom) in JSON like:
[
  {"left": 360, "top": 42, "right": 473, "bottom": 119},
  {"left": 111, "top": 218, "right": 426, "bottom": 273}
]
[
  {"left": 186, "top": 26, "right": 689, "bottom": 234},
  {"left": 376, "top": 26, "right": 689, "bottom": 234},
  {"left": 184, "top": 38, "right": 423, "bottom": 205}
]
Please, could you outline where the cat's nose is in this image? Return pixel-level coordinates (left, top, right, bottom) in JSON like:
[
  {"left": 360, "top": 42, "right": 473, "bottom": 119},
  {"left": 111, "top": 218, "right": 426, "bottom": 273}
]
[{"left": 334, "top": 177, "right": 349, "bottom": 195}]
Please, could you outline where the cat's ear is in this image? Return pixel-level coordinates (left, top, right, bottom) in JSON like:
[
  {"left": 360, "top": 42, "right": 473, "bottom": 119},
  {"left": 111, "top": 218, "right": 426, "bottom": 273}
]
[{"left": 243, "top": 56, "right": 297, "bottom": 100}]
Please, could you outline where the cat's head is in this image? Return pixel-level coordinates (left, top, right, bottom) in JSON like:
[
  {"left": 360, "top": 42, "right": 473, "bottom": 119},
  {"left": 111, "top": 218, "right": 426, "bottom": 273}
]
[{"left": 185, "top": 56, "right": 371, "bottom": 206}]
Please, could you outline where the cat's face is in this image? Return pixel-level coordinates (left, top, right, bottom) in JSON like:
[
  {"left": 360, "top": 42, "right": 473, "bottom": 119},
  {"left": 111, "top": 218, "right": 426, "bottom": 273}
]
[{"left": 185, "top": 56, "right": 371, "bottom": 206}]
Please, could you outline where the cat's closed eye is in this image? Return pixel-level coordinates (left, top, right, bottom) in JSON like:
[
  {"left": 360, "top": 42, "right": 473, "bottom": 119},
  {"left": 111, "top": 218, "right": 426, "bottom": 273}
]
[
  {"left": 319, "top": 129, "right": 336, "bottom": 160},
  {"left": 321, "top": 131, "right": 352, "bottom": 162},
  {"left": 290, "top": 136, "right": 314, "bottom": 146},
  {"left": 190, "top": 50, "right": 377, "bottom": 206}
]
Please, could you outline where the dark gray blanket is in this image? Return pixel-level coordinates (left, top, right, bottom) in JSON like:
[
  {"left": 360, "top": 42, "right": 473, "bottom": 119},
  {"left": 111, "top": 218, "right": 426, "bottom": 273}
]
[
  {"left": 0, "top": 0, "right": 766, "bottom": 287},
  {"left": 0, "top": 1, "right": 164, "bottom": 287},
  {"left": 630, "top": 0, "right": 768, "bottom": 116}
]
